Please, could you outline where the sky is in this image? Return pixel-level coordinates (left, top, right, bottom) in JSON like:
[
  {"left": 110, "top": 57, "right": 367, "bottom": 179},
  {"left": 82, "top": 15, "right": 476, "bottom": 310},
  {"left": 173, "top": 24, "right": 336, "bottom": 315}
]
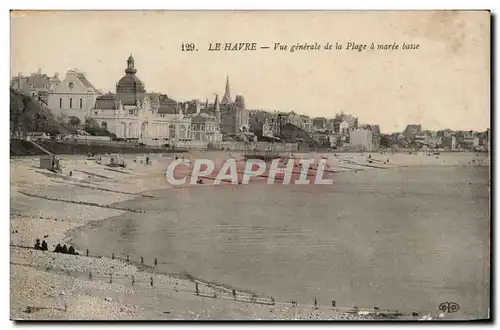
[{"left": 10, "top": 10, "right": 490, "bottom": 132}]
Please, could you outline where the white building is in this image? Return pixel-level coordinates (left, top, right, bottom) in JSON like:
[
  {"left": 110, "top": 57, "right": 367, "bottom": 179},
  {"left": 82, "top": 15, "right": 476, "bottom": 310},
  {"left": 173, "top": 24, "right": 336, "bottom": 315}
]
[
  {"left": 90, "top": 55, "right": 222, "bottom": 145},
  {"left": 350, "top": 128, "right": 374, "bottom": 151},
  {"left": 339, "top": 120, "right": 350, "bottom": 135},
  {"left": 189, "top": 112, "right": 223, "bottom": 142},
  {"left": 47, "top": 69, "right": 101, "bottom": 120}
]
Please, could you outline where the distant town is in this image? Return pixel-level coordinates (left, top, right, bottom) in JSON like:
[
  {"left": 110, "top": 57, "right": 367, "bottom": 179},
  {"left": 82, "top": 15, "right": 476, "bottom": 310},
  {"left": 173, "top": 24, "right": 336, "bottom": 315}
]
[{"left": 10, "top": 54, "right": 490, "bottom": 153}]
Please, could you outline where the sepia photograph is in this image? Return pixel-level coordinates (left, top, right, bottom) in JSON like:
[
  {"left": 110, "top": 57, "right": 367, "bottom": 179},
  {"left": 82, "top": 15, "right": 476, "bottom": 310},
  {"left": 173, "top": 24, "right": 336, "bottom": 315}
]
[{"left": 9, "top": 10, "right": 491, "bottom": 321}]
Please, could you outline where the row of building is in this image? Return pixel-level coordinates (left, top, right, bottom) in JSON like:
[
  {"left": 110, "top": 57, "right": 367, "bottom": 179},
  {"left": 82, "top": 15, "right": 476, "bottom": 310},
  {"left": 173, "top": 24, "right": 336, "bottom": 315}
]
[
  {"left": 254, "top": 110, "right": 380, "bottom": 151},
  {"left": 390, "top": 125, "right": 490, "bottom": 151},
  {"left": 11, "top": 55, "right": 488, "bottom": 152},
  {"left": 11, "top": 55, "right": 251, "bottom": 144}
]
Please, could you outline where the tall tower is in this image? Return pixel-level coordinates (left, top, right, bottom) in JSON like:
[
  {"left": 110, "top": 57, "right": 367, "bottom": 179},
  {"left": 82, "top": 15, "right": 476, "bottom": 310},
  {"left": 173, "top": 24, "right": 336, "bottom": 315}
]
[
  {"left": 214, "top": 94, "right": 221, "bottom": 124},
  {"left": 116, "top": 53, "right": 145, "bottom": 106},
  {"left": 221, "top": 76, "right": 232, "bottom": 104}
]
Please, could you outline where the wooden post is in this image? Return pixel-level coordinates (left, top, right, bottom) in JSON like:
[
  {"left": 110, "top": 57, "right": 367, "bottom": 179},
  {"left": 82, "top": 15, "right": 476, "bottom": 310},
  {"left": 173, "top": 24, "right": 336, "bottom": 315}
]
[
  {"left": 109, "top": 274, "right": 112, "bottom": 284},
  {"left": 141, "top": 256, "right": 144, "bottom": 264},
  {"left": 233, "top": 289, "right": 236, "bottom": 300},
  {"left": 89, "top": 272, "right": 92, "bottom": 280},
  {"left": 314, "top": 298, "right": 318, "bottom": 309},
  {"left": 112, "top": 253, "right": 115, "bottom": 260},
  {"left": 154, "top": 258, "right": 157, "bottom": 266},
  {"left": 132, "top": 275, "right": 135, "bottom": 286},
  {"left": 126, "top": 254, "right": 129, "bottom": 262},
  {"left": 271, "top": 297, "right": 275, "bottom": 305},
  {"left": 196, "top": 283, "right": 199, "bottom": 296},
  {"left": 150, "top": 276, "right": 153, "bottom": 287},
  {"left": 86, "top": 249, "right": 89, "bottom": 257}
]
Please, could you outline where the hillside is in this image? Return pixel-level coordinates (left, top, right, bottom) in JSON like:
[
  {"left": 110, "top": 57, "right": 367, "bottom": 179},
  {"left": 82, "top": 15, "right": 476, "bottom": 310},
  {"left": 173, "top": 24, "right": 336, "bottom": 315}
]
[{"left": 10, "top": 88, "right": 76, "bottom": 137}]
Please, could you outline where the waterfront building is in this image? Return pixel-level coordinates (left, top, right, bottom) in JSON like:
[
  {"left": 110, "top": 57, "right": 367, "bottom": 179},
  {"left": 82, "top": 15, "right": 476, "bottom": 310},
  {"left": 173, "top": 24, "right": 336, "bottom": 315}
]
[
  {"left": 312, "top": 117, "right": 328, "bottom": 130},
  {"left": 10, "top": 68, "right": 61, "bottom": 105},
  {"left": 90, "top": 55, "right": 192, "bottom": 142},
  {"left": 219, "top": 77, "right": 250, "bottom": 139},
  {"left": 350, "top": 128, "right": 374, "bottom": 151},
  {"left": 47, "top": 69, "right": 101, "bottom": 120}
]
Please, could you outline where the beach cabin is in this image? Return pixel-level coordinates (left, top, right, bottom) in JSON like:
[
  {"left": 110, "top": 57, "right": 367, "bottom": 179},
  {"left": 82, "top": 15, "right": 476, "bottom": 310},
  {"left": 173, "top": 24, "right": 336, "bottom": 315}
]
[
  {"left": 39, "top": 155, "right": 60, "bottom": 173},
  {"left": 99, "top": 155, "right": 111, "bottom": 166},
  {"left": 110, "top": 154, "right": 125, "bottom": 167}
]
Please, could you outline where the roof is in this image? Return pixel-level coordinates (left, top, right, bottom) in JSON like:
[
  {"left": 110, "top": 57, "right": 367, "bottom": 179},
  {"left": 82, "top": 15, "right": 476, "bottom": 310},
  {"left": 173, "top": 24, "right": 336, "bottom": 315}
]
[
  {"left": 75, "top": 72, "right": 99, "bottom": 93},
  {"left": 11, "top": 73, "right": 50, "bottom": 89},
  {"left": 116, "top": 74, "right": 145, "bottom": 93},
  {"left": 191, "top": 112, "right": 216, "bottom": 122},
  {"left": 95, "top": 94, "right": 120, "bottom": 110},
  {"left": 157, "top": 96, "right": 179, "bottom": 114}
]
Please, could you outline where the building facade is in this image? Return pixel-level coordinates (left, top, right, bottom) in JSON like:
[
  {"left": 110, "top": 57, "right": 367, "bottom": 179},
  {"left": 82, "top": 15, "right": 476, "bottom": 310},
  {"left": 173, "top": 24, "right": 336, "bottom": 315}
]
[
  {"left": 219, "top": 77, "right": 250, "bottom": 138},
  {"left": 350, "top": 128, "right": 374, "bottom": 151},
  {"left": 90, "top": 55, "right": 193, "bottom": 143},
  {"left": 47, "top": 69, "right": 101, "bottom": 120},
  {"left": 10, "top": 69, "right": 61, "bottom": 105}
]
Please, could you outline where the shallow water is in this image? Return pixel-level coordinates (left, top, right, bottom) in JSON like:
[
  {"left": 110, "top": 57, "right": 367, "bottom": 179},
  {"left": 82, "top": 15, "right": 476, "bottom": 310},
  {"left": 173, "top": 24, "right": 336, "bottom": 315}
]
[{"left": 71, "top": 165, "right": 490, "bottom": 318}]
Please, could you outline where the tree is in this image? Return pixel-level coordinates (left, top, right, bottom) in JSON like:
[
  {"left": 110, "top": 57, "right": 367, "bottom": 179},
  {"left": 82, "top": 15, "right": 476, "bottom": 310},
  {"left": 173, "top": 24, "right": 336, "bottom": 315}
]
[
  {"left": 84, "top": 116, "right": 99, "bottom": 130},
  {"left": 68, "top": 116, "right": 81, "bottom": 127},
  {"left": 380, "top": 135, "right": 391, "bottom": 148}
]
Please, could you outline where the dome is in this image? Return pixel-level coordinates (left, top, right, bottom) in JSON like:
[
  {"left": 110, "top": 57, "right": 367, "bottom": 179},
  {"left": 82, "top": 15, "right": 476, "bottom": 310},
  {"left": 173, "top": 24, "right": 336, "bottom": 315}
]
[
  {"left": 116, "top": 74, "right": 145, "bottom": 94},
  {"left": 115, "top": 54, "right": 146, "bottom": 106}
]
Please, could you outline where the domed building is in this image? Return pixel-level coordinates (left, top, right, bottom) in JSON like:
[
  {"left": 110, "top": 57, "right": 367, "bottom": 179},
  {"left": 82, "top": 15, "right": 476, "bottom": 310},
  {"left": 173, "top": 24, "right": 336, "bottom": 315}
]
[
  {"left": 91, "top": 54, "right": 198, "bottom": 145},
  {"left": 116, "top": 55, "right": 146, "bottom": 106},
  {"left": 91, "top": 54, "right": 223, "bottom": 147}
]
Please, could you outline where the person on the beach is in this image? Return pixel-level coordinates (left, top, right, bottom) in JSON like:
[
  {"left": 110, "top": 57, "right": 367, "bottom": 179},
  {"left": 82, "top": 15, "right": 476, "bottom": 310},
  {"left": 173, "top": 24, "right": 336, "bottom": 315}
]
[
  {"left": 41, "top": 240, "right": 48, "bottom": 251},
  {"left": 34, "top": 239, "right": 41, "bottom": 250},
  {"left": 54, "top": 243, "right": 62, "bottom": 253},
  {"left": 68, "top": 246, "right": 76, "bottom": 255},
  {"left": 61, "top": 244, "right": 68, "bottom": 254}
]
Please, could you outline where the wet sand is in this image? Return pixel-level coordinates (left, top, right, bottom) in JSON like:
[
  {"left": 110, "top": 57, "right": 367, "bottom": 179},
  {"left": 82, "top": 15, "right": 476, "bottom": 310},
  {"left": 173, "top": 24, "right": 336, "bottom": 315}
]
[{"left": 10, "top": 152, "right": 489, "bottom": 320}]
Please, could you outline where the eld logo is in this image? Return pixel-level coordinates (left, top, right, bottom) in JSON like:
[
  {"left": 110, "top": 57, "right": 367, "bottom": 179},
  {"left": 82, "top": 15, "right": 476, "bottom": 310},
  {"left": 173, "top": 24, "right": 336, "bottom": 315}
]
[{"left": 438, "top": 302, "right": 460, "bottom": 313}]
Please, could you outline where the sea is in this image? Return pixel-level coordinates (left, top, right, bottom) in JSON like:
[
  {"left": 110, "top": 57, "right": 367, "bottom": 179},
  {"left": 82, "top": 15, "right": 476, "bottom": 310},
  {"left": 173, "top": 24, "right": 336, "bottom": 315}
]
[{"left": 70, "top": 163, "right": 490, "bottom": 318}]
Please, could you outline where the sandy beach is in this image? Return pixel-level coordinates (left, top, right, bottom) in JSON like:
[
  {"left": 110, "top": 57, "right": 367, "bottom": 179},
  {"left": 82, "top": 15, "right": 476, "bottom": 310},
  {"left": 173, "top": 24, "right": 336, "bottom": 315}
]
[{"left": 10, "top": 151, "right": 489, "bottom": 320}]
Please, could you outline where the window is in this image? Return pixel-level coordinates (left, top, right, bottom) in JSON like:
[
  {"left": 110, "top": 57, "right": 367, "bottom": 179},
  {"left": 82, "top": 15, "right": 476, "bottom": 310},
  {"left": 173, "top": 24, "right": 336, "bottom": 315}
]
[
  {"left": 69, "top": 98, "right": 73, "bottom": 108},
  {"left": 80, "top": 98, "right": 83, "bottom": 109},
  {"left": 59, "top": 98, "right": 62, "bottom": 108}
]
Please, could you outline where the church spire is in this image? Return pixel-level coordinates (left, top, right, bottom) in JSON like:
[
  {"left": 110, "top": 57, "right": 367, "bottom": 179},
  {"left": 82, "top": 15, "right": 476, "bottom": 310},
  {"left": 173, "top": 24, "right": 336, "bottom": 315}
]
[{"left": 221, "top": 76, "right": 232, "bottom": 104}]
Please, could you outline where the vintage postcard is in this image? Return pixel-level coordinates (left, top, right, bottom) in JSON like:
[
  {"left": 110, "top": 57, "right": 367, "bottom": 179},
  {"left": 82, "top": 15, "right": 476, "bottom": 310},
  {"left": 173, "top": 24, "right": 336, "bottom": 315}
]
[{"left": 9, "top": 10, "right": 490, "bottom": 321}]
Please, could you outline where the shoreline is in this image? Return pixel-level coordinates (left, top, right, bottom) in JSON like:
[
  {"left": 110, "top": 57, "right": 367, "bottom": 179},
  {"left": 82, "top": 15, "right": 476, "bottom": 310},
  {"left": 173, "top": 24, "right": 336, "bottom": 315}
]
[{"left": 11, "top": 152, "right": 488, "bottom": 320}]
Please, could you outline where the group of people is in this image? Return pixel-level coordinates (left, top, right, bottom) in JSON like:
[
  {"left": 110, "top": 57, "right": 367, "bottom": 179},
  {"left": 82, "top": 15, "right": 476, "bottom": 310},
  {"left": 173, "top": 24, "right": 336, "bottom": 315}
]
[
  {"left": 34, "top": 239, "right": 79, "bottom": 255},
  {"left": 34, "top": 239, "right": 48, "bottom": 251},
  {"left": 54, "top": 244, "right": 79, "bottom": 255}
]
